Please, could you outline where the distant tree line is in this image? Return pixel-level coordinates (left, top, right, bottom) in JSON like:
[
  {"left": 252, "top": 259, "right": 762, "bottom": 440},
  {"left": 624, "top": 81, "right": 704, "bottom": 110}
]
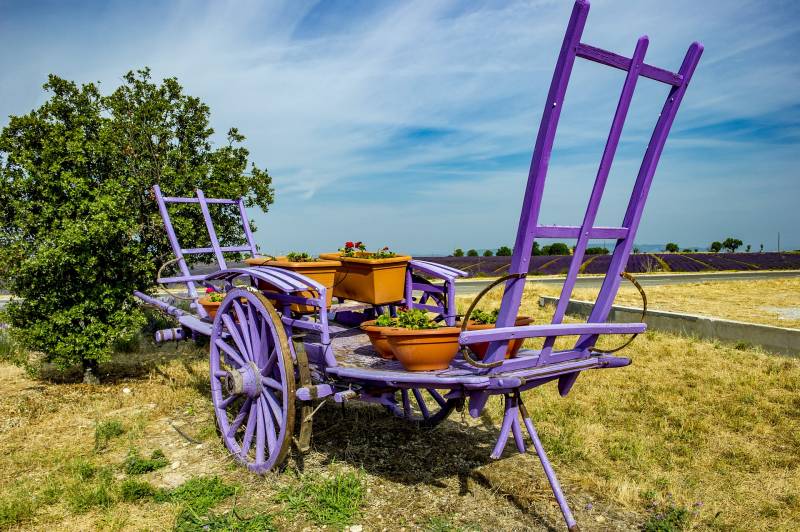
[
  {"left": 452, "top": 242, "right": 611, "bottom": 257},
  {"left": 662, "top": 238, "right": 763, "bottom": 253},
  {"left": 453, "top": 237, "right": 773, "bottom": 258}
]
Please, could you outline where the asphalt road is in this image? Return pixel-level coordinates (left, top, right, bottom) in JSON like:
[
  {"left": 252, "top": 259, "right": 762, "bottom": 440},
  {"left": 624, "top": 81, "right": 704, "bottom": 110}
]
[{"left": 454, "top": 270, "right": 800, "bottom": 295}]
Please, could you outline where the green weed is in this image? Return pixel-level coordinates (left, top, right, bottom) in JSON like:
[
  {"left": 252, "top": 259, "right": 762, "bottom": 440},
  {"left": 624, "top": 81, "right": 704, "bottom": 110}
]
[
  {"left": 119, "top": 478, "right": 160, "bottom": 502},
  {"left": 94, "top": 419, "right": 125, "bottom": 451},
  {"left": 123, "top": 448, "right": 168, "bottom": 474},
  {"left": 175, "top": 509, "right": 276, "bottom": 532},
  {"left": 277, "top": 471, "right": 365, "bottom": 528},
  {"left": 165, "top": 476, "right": 239, "bottom": 515},
  {"left": 66, "top": 468, "right": 115, "bottom": 513},
  {"left": 0, "top": 490, "right": 35, "bottom": 528}
]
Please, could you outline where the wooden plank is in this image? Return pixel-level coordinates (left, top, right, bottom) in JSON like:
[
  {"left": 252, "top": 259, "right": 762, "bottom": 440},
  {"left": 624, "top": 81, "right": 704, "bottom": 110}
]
[{"left": 576, "top": 43, "right": 683, "bottom": 86}]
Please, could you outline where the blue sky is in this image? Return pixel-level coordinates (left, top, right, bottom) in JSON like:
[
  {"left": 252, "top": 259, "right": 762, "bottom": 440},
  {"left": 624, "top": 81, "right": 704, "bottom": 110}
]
[{"left": 1, "top": 0, "right": 798, "bottom": 254}]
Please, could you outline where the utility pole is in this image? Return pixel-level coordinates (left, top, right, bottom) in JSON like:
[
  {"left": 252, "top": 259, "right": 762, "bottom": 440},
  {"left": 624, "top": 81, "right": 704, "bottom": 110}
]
[{"left": 778, "top": 232, "right": 781, "bottom": 253}]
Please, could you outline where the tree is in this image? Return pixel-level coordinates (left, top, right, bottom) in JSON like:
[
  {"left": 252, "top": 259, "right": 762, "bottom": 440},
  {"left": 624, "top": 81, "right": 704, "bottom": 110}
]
[
  {"left": 709, "top": 241, "right": 723, "bottom": 253},
  {"left": 531, "top": 241, "right": 541, "bottom": 256},
  {"left": 665, "top": 242, "right": 679, "bottom": 253},
  {"left": 722, "top": 238, "right": 743, "bottom": 253},
  {"left": 542, "top": 242, "right": 570, "bottom": 255},
  {"left": 0, "top": 69, "right": 273, "bottom": 375},
  {"left": 467, "top": 249, "right": 479, "bottom": 257},
  {"left": 585, "top": 247, "right": 609, "bottom": 255},
  {"left": 745, "top": 244, "right": 751, "bottom": 253},
  {"left": 760, "top": 243, "right": 764, "bottom": 253},
  {"left": 483, "top": 249, "right": 494, "bottom": 257},
  {"left": 496, "top": 246, "right": 512, "bottom": 256},
  {"left": 633, "top": 247, "right": 641, "bottom": 254},
  {"left": 453, "top": 248, "right": 464, "bottom": 257}
]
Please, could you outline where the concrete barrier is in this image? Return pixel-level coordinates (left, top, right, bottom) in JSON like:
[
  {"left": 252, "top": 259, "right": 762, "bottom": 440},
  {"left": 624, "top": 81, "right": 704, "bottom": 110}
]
[{"left": 538, "top": 296, "right": 800, "bottom": 357}]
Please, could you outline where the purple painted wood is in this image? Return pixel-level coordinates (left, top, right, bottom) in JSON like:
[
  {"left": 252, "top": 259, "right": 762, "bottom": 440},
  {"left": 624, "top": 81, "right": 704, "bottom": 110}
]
[
  {"left": 460, "top": 322, "right": 645, "bottom": 344},
  {"left": 576, "top": 43, "right": 684, "bottom": 86},
  {"left": 162, "top": 196, "right": 238, "bottom": 204},
  {"left": 209, "top": 289, "right": 293, "bottom": 473},
  {"left": 487, "top": 0, "right": 590, "bottom": 364},
  {"left": 152, "top": 185, "right": 207, "bottom": 317},
  {"left": 540, "top": 36, "right": 649, "bottom": 365},
  {"left": 576, "top": 41, "right": 704, "bottom": 350},
  {"left": 406, "top": 259, "right": 466, "bottom": 326},
  {"left": 237, "top": 198, "right": 260, "bottom": 256},
  {"left": 196, "top": 188, "right": 228, "bottom": 269},
  {"left": 535, "top": 225, "right": 628, "bottom": 239},
  {"left": 486, "top": 1, "right": 702, "bottom": 371}
]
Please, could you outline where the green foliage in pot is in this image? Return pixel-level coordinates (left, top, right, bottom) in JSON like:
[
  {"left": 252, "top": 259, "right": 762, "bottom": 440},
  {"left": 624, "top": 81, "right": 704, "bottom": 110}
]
[
  {"left": 285, "top": 252, "right": 317, "bottom": 262},
  {"left": 374, "top": 313, "right": 397, "bottom": 327},
  {"left": 470, "top": 309, "right": 500, "bottom": 325},
  {"left": 395, "top": 309, "right": 440, "bottom": 330},
  {"left": 0, "top": 68, "right": 273, "bottom": 374}
]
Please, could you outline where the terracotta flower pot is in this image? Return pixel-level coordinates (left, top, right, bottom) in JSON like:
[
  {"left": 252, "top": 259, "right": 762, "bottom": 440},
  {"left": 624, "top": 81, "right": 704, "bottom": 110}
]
[
  {"left": 383, "top": 326, "right": 461, "bottom": 371},
  {"left": 319, "top": 252, "right": 411, "bottom": 305},
  {"left": 466, "top": 316, "right": 533, "bottom": 359},
  {"left": 245, "top": 257, "right": 341, "bottom": 314},
  {"left": 198, "top": 297, "right": 222, "bottom": 320},
  {"left": 360, "top": 320, "right": 395, "bottom": 359}
]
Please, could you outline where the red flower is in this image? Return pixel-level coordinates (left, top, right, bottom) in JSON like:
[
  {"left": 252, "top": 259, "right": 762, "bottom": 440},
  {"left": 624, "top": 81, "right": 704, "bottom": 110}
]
[
  {"left": 205, "top": 287, "right": 214, "bottom": 293},
  {"left": 355, "top": 241, "right": 362, "bottom": 247},
  {"left": 345, "top": 241, "right": 354, "bottom": 248}
]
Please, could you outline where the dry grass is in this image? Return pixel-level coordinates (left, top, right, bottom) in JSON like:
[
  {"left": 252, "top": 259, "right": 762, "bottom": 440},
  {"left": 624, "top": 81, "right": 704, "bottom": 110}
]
[
  {"left": 531, "top": 277, "right": 800, "bottom": 329},
  {"left": 459, "top": 287, "right": 800, "bottom": 530},
  {"left": 0, "top": 288, "right": 798, "bottom": 530}
]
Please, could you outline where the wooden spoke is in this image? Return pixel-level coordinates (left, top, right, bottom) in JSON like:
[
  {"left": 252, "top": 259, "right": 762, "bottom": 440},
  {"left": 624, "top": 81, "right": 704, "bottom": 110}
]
[
  {"left": 259, "top": 396, "right": 277, "bottom": 453},
  {"left": 240, "top": 402, "right": 257, "bottom": 458},
  {"left": 413, "top": 388, "right": 430, "bottom": 419},
  {"left": 262, "top": 388, "right": 284, "bottom": 425},
  {"left": 227, "top": 398, "right": 252, "bottom": 438},
  {"left": 215, "top": 338, "right": 246, "bottom": 368},
  {"left": 261, "top": 350, "right": 277, "bottom": 376},
  {"left": 261, "top": 376, "right": 283, "bottom": 391},
  {"left": 232, "top": 300, "right": 254, "bottom": 359},
  {"left": 222, "top": 314, "right": 252, "bottom": 362},
  {"left": 255, "top": 400, "right": 266, "bottom": 464},
  {"left": 428, "top": 388, "right": 447, "bottom": 407}
]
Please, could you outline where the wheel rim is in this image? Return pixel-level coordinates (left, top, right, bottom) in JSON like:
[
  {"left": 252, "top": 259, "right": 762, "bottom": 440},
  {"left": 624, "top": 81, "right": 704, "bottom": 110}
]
[
  {"left": 387, "top": 387, "right": 457, "bottom": 428},
  {"left": 210, "top": 289, "right": 295, "bottom": 473}
]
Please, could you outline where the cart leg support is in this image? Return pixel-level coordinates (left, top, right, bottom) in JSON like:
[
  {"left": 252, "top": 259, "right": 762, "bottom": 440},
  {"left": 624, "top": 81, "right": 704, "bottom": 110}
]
[{"left": 492, "top": 392, "right": 579, "bottom": 531}]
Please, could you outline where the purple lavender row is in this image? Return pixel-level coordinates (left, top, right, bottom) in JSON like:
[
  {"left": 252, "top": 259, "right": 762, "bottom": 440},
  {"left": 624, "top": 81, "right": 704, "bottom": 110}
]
[{"left": 418, "top": 252, "right": 800, "bottom": 276}]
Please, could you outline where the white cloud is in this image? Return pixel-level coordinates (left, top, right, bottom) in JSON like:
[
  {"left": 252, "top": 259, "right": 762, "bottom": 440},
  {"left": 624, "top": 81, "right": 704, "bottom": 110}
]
[{"left": 1, "top": 0, "right": 798, "bottom": 252}]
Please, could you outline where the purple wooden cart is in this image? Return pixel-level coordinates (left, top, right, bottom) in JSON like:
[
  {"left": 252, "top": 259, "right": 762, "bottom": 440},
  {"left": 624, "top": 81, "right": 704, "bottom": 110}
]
[{"left": 134, "top": 2, "right": 701, "bottom": 529}]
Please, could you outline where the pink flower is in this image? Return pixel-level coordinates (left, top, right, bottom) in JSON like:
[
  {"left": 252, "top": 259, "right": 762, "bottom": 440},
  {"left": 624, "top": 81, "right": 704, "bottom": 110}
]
[{"left": 205, "top": 287, "right": 214, "bottom": 293}]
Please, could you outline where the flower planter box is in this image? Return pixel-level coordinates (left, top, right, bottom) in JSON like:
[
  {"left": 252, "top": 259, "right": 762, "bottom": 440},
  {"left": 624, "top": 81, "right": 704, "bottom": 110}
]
[
  {"left": 245, "top": 257, "right": 341, "bottom": 314},
  {"left": 198, "top": 297, "right": 222, "bottom": 320},
  {"left": 360, "top": 320, "right": 395, "bottom": 359},
  {"left": 465, "top": 316, "right": 533, "bottom": 359},
  {"left": 318, "top": 252, "right": 411, "bottom": 305},
  {"left": 383, "top": 326, "right": 461, "bottom": 371}
]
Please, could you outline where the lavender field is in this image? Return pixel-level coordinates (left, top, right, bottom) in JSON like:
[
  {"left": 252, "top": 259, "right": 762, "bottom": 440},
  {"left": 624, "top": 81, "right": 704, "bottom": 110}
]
[{"left": 418, "top": 252, "right": 800, "bottom": 277}]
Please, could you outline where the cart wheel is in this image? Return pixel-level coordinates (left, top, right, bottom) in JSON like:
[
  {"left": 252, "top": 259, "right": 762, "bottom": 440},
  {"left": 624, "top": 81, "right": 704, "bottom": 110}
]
[
  {"left": 209, "top": 289, "right": 295, "bottom": 473},
  {"left": 386, "top": 387, "right": 457, "bottom": 428}
]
